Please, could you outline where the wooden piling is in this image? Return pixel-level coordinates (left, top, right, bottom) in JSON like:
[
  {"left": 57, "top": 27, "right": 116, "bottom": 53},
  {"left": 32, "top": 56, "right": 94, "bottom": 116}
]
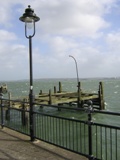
[
  {"left": 54, "top": 86, "right": 56, "bottom": 93},
  {"left": 21, "top": 98, "right": 29, "bottom": 126},
  {"left": 39, "top": 90, "right": 42, "bottom": 95},
  {"left": 49, "top": 89, "right": 52, "bottom": 105},
  {"left": 59, "top": 82, "right": 62, "bottom": 93},
  {"left": 99, "top": 82, "right": 105, "bottom": 110},
  {"left": 100, "top": 82, "right": 104, "bottom": 97}
]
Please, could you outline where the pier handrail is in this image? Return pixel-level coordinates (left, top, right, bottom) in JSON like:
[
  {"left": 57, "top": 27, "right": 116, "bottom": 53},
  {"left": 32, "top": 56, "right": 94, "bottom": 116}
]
[{"left": 0, "top": 97, "right": 120, "bottom": 160}]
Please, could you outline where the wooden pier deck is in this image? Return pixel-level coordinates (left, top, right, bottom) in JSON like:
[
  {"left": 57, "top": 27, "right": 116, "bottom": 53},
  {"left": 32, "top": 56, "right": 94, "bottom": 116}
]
[
  {"left": 5, "top": 81, "right": 105, "bottom": 110},
  {"left": 34, "top": 81, "right": 105, "bottom": 110}
]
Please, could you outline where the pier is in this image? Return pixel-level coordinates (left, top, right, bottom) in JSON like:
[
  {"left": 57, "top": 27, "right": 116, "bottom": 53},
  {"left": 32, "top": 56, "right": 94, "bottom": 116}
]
[
  {"left": 4, "top": 81, "right": 105, "bottom": 110},
  {"left": 36, "top": 81, "right": 104, "bottom": 110}
]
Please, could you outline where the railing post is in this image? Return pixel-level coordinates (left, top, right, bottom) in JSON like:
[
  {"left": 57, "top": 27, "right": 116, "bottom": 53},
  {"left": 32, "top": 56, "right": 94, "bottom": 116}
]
[
  {"left": 0, "top": 93, "right": 4, "bottom": 128},
  {"left": 86, "top": 100, "right": 94, "bottom": 160},
  {"left": 5, "top": 92, "right": 11, "bottom": 121}
]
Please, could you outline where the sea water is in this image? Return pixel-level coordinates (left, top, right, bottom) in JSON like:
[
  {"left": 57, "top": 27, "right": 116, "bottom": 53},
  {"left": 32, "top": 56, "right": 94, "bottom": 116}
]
[{"left": 1, "top": 78, "right": 120, "bottom": 122}]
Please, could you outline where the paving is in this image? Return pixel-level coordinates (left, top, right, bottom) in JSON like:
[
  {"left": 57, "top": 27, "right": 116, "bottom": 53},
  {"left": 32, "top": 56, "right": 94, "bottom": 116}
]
[{"left": 0, "top": 127, "right": 88, "bottom": 160}]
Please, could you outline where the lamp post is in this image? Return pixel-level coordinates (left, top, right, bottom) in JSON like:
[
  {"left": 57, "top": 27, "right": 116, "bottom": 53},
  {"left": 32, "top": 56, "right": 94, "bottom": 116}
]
[
  {"left": 19, "top": 5, "right": 40, "bottom": 141},
  {"left": 69, "top": 55, "right": 79, "bottom": 84}
]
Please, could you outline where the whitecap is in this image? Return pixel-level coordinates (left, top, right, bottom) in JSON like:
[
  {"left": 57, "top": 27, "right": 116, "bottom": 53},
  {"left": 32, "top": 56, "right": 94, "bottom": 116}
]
[
  {"left": 92, "top": 117, "right": 96, "bottom": 121},
  {"left": 104, "top": 102, "right": 107, "bottom": 106},
  {"left": 114, "top": 91, "right": 118, "bottom": 94},
  {"left": 71, "top": 117, "right": 75, "bottom": 119},
  {"left": 22, "top": 90, "right": 27, "bottom": 93}
]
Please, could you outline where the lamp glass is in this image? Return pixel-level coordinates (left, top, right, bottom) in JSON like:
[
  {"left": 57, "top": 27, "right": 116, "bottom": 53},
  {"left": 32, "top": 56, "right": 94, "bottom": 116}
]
[{"left": 25, "top": 17, "right": 34, "bottom": 29}]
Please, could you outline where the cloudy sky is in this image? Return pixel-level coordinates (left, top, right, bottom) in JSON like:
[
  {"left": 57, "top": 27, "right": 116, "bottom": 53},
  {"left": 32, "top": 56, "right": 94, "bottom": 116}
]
[{"left": 0, "top": 0, "right": 120, "bottom": 81}]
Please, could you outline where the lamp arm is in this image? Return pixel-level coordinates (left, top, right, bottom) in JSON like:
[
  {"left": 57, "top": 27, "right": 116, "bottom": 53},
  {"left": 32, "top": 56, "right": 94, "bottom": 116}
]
[{"left": 69, "top": 55, "right": 79, "bottom": 84}]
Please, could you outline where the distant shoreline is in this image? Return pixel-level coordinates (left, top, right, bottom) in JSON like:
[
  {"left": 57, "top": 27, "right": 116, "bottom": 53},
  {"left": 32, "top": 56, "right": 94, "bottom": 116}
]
[{"left": 0, "top": 77, "right": 120, "bottom": 83}]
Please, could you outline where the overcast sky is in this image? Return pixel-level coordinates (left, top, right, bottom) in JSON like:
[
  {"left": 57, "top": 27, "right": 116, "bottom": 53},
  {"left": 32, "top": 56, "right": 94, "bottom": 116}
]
[{"left": 0, "top": 0, "right": 120, "bottom": 81}]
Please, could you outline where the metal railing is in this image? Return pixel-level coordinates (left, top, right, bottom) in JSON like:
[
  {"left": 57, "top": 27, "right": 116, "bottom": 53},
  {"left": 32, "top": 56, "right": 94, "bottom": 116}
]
[{"left": 0, "top": 97, "right": 120, "bottom": 160}]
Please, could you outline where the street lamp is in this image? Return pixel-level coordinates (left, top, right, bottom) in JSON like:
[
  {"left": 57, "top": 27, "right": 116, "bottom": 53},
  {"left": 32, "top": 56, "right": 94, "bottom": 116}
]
[
  {"left": 19, "top": 5, "right": 40, "bottom": 141},
  {"left": 69, "top": 55, "right": 79, "bottom": 84}
]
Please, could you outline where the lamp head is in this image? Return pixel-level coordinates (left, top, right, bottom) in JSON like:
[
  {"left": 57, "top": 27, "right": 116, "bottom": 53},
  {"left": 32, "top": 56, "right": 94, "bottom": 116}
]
[{"left": 19, "top": 5, "right": 40, "bottom": 23}]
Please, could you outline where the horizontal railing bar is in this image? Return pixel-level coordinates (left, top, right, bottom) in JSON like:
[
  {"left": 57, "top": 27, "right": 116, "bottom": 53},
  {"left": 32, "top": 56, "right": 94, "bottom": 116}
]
[
  {"left": 94, "top": 110, "right": 120, "bottom": 116},
  {"left": 34, "top": 111, "right": 86, "bottom": 123},
  {"left": 93, "top": 122, "right": 120, "bottom": 130}
]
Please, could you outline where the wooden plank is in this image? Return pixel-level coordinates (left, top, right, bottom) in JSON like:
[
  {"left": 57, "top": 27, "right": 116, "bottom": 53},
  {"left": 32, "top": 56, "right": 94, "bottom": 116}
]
[{"left": 81, "top": 95, "right": 98, "bottom": 101}]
